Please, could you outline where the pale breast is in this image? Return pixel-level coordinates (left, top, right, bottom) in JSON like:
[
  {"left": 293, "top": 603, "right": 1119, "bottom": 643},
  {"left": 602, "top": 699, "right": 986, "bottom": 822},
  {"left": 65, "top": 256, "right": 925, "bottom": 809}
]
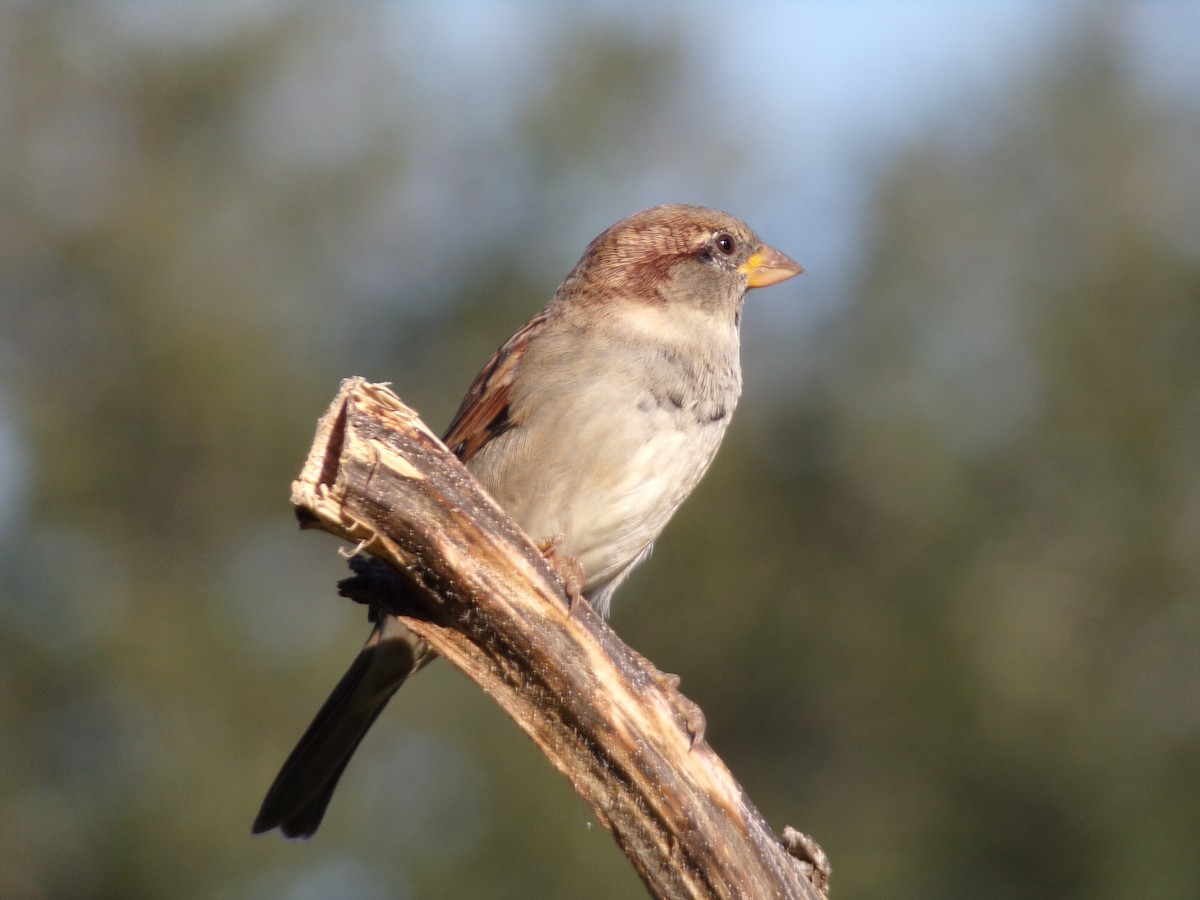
[{"left": 466, "top": 318, "right": 741, "bottom": 594}]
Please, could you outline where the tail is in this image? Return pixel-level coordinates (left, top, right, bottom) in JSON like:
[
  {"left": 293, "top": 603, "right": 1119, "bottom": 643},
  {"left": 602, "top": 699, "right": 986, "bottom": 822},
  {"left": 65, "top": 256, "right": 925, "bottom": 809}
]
[{"left": 252, "top": 616, "right": 431, "bottom": 839}]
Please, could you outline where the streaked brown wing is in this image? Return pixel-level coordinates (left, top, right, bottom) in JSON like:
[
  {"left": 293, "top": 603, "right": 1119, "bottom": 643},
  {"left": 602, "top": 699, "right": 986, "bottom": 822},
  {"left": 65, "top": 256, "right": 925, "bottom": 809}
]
[{"left": 442, "top": 310, "right": 547, "bottom": 464}]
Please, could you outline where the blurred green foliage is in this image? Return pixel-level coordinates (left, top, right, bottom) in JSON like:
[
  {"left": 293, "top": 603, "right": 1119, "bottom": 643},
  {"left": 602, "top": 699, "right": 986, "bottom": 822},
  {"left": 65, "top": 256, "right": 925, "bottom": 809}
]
[{"left": 1, "top": 4, "right": 1198, "bottom": 899}]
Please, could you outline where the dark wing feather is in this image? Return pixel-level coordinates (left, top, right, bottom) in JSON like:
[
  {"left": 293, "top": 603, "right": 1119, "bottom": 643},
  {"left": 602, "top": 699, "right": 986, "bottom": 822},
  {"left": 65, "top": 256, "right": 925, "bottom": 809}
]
[{"left": 442, "top": 310, "right": 546, "bottom": 463}]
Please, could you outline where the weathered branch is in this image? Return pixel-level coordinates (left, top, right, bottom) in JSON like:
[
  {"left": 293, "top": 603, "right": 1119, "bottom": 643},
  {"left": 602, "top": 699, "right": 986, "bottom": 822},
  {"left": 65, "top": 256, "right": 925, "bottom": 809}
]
[{"left": 291, "top": 377, "right": 829, "bottom": 900}]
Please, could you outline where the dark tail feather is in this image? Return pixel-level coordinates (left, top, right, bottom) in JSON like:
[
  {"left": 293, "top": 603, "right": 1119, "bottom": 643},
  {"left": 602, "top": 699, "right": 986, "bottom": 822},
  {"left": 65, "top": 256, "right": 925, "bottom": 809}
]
[{"left": 252, "top": 617, "right": 430, "bottom": 839}]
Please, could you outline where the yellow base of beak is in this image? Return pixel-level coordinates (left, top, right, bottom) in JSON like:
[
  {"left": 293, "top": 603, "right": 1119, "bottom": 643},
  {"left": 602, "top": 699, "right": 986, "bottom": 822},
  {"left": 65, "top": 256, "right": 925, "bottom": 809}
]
[{"left": 739, "top": 245, "right": 804, "bottom": 288}]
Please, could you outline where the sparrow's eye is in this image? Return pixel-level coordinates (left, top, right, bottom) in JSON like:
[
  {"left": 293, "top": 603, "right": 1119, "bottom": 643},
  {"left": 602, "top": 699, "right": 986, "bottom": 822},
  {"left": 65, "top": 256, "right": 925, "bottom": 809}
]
[{"left": 715, "top": 232, "right": 736, "bottom": 256}]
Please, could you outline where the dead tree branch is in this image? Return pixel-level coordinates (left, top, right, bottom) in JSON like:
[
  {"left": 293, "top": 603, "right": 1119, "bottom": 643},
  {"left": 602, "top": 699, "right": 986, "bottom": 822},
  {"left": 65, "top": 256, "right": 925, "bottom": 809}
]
[{"left": 290, "top": 377, "right": 828, "bottom": 900}]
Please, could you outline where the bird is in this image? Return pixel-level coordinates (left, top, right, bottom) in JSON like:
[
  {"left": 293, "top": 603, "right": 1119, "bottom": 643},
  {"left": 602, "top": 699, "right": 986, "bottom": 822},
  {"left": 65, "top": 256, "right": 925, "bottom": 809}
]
[{"left": 252, "top": 204, "right": 803, "bottom": 839}]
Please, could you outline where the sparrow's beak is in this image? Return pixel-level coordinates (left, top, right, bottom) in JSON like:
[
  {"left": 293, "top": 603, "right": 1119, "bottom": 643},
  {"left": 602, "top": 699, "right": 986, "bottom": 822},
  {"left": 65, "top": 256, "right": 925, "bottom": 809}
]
[{"left": 739, "top": 244, "right": 804, "bottom": 288}]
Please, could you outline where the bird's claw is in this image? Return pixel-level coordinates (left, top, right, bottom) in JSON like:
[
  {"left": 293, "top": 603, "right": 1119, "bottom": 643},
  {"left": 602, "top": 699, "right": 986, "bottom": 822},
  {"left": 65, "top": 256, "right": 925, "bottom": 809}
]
[
  {"left": 536, "top": 534, "right": 586, "bottom": 613},
  {"left": 632, "top": 651, "right": 707, "bottom": 747}
]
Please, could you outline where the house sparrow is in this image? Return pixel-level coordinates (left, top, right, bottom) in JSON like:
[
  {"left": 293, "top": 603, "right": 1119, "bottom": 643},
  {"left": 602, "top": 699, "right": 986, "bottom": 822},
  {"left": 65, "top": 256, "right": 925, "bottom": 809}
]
[{"left": 253, "top": 204, "right": 802, "bottom": 839}]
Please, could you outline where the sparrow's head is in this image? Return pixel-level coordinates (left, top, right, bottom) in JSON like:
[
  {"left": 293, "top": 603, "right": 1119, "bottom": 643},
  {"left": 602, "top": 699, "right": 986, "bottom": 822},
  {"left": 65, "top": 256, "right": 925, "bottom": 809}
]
[{"left": 560, "top": 204, "right": 803, "bottom": 320}]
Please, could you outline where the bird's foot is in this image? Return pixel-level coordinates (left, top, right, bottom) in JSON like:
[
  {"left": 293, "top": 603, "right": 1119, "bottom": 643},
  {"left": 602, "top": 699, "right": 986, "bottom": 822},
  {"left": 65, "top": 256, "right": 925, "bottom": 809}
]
[
  {"left": 536, "top": 534, "right": 585, "bottom": 614},
  {"left": 629, "top": 648, "right": 707, "bottom": 748}
]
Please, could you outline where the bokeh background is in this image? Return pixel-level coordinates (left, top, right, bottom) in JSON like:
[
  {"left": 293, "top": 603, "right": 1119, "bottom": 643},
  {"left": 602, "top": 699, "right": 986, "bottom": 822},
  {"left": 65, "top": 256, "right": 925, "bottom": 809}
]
[{"left": 2, "top": 2, "right": 1199, "bottom": 898}]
